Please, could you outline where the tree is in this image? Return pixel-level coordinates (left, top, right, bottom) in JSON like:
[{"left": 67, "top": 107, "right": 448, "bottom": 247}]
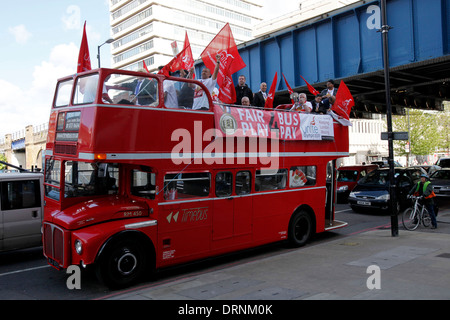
[
  {"left": 392, "top": 109, "right": 441, "bottom": 157},
  {"left": 437, "top": 102, "right": 450, "bottom": 154}
]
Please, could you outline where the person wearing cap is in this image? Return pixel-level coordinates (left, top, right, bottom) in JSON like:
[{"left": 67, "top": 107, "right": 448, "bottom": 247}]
[{"left": 409, "top": 174, "right": 437, "bottom": 229}]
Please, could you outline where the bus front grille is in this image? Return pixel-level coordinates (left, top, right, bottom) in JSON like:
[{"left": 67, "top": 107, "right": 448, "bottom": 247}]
[{"left": 43, "top": 223, "right": 66, "bottom": 269}]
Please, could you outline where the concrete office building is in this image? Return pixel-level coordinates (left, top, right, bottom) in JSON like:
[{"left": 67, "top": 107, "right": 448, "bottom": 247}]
[{"left": 109, "top": 0, "right": 263, "bottom": 73}]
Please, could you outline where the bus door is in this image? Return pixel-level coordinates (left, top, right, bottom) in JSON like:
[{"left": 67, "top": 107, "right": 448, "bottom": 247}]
[
  {"left": 212, "top": 169, "right": 252, "bottom": 249},
  {"left": 158, "top": 172, "right": 212, "bottom": 265}
]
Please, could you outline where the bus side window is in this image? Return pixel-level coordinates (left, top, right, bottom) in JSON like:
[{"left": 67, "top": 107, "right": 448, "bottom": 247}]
[
  {"left": 289, "top": 166, "right": 316, "bottom": 188},
  {"left": 236, "top": 171, "right": 251, "bottom": 195},
  {"left": 215, "top": 172, "right": 232, "bottom": 197},
  {"left": 131, "top": 170, "right": 155, "bottom": 199},
  {"left": 164, "top": 173, "right": 210, "bottom": 200},
  {"left": 255, "top": 169, "right": 287, "bottom": 192}
]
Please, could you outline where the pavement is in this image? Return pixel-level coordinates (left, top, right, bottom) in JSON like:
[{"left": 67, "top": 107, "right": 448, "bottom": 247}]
[{"left": 102, "top": 206, "right": 450, "bottom": 301}]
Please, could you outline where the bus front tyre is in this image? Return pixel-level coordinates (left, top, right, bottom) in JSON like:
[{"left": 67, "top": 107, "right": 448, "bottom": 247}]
[
  {"left": 288, "top": 210, "right": 313, "bottom": 247},
  {"left": 96, "top": 238, "right": 148, "bottom": 289}
]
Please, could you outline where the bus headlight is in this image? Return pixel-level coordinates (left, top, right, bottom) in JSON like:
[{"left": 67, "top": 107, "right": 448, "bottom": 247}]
[{"left": 74, "top": 240, "right": 83, "bottom": 255}]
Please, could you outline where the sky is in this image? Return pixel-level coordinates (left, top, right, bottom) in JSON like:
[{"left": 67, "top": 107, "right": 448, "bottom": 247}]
[{"left": 0, "top": 0, "right": 297, "bottom": 138}]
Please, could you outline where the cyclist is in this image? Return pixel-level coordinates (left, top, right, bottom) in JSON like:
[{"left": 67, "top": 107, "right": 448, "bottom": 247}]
[{"left": 408, "top": 174, "right": 437, "bottom": 229}]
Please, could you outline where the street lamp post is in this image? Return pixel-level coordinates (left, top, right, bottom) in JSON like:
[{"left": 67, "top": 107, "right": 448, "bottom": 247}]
[
  {"left": 380, "top": 0, "right": 399, "bottom": 237},
  {"left": 97, "top": 38, "right": 114, "bottom": 68}
]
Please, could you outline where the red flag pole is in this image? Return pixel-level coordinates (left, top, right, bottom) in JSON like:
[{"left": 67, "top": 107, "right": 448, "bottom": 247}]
[
  {"left": 265, "top": 72, "right": 278, "bottom": 109},
  {"left": 77, "top": 21, "right": 91, "bottom": 73},
  {"left": 142, "top": 60, "right": 150, "bottom": 72},
  {"left": 200, "top": 23, "right": 246, "bottom": 104},
  {"left": 299, "top": 75, "right": 319, "bottom": 96},
  {"left": 282, "top": 73, "right": 294, "bottom": 103}
]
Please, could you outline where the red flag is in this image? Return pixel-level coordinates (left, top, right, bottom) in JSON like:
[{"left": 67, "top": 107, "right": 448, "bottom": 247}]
[
  {"left": 142, "top": 60, "right": 150, "bottom": 72},
  {"left": 265, "top": 72, "right": 278, "bottom": 109},
  {"left": 200, "top": 23, "right": 246, "bottom": 103},
  {"left": 182, "top": 31, "right": 194, "bottom": 71},
  {"left": 159, "top": 32, "right": 195, "bottom": 77},
  {"left": 282, "top": 73, "right": 294, "bottom": 103},
  {"left": 332, "top": 81, "right": 354, "bottom": 120},
  {"left": 299, "top": 75, "right": 319, "bottom": 96},
  {"left": 77, "top": 21, "right": 91, "bottom": 73}
]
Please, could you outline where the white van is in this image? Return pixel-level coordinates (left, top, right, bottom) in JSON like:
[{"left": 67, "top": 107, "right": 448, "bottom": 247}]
[{"left": 0, "top": 173, "right": 44, "bottom": 252}]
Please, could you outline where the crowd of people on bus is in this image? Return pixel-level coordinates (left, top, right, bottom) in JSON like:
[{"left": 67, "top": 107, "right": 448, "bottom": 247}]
[
  {"left": 105, "top": 57, "right": 338, "bottom": 115},
  {"left": 231, "top": 77, "right": 338, "bottom": 115}
]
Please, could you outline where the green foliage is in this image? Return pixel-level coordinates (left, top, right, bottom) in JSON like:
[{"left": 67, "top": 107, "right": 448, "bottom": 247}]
[
  {"left": 0, "top": 154, "right": 6, "bottom": 170},
  {"left": 393, "top": 109, "right": 441, "bottom": 156}
]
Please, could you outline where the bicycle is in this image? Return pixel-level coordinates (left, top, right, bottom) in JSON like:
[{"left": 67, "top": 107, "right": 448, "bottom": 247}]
[{"left": 402, "top": 195, "right": 432, "bottom": 231}]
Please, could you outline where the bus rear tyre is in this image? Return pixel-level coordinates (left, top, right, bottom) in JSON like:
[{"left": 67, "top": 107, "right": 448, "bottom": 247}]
[
  {"left": 96, "top": 238, "right": 148, "bottom": 289},
  {"left": 288, "top": 210, "right": 313, "bottom": 247}
]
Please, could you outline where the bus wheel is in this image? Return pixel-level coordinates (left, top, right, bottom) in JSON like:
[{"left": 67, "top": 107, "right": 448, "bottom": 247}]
[
  {"left": 96, "top": 238, "right": 148, "bottom": 289},
  {"left": 288, "top": 210, "right": 313, "bottom": 247}
]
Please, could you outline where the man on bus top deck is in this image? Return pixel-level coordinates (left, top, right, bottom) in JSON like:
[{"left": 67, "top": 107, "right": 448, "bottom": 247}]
[
  {"left": 122, "top": 69, "right": 157, "bottom": 105},
  {"left": 189, "top": 54, "right": 221, "bottom": 110},
  {"left": 290, "top": 93, "right": 312, "bottom": 113}
]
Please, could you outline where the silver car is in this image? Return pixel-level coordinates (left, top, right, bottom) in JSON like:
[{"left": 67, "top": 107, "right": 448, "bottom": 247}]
[
  {"left": 0, "top": 173, "right": 44, "bottom": 252},
  {"left": 430, "top": 168, "right": 450, "bottom": 198}
]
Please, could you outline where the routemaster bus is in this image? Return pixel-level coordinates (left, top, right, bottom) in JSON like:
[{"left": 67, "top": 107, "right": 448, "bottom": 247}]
[{"left": 43, "top": 68, "right": 349, "bottom": 288}]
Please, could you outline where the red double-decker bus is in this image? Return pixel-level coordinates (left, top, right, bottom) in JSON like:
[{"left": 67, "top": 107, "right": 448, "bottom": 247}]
[{"left": 43, "top": 68, "right": 349, "bottom": 288}]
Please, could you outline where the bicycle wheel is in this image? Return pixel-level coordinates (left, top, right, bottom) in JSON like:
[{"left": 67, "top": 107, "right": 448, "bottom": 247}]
[
  {"left": 422, "top": 208, "right": 431, "bottom": 228},
  {"left": 402, "top": 208, "right": 419, "bottom": 231}
]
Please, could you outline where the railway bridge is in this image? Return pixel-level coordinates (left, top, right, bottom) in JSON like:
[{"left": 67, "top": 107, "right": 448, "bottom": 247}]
[{"left": 229, "top": 0, "right": 450, "bottom": 117}]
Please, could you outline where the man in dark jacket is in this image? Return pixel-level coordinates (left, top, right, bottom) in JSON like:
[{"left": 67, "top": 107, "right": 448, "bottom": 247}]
[{"left": 235, "top": 75, "right": 253, "bottom": 105}]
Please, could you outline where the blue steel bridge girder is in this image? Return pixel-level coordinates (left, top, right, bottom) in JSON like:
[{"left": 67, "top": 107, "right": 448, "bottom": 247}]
[{"left": 227, "top": 0, "right": 450, "bottom": 117}]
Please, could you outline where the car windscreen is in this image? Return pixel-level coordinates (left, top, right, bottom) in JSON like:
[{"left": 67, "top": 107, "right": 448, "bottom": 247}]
[
  {"left": 337, "top": 170, "right": 358, "bottom": 182},
  {"left": 437, "top": 159, "right": 450, "bottom": 168},
  {"left": 359, "top": 170, "right": 389, "bottom": 185},
  {"left": 431, "top": 170, "right": 450, "bottom": 180}
]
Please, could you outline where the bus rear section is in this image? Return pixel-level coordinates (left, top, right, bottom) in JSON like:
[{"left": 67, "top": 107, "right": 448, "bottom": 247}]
[{"left": 42, "top": 68, "right": 349, "bottom": 288}]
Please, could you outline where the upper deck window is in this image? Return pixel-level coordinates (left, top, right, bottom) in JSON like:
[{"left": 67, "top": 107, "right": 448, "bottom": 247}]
[
  {"left": 74, "top": 74, "right": 99, "bottom": 105},
  {"left": 54, "top": 79, "right": 74, "bottom": 107},
  {"left": 104, "top": 73, "right": 158, "bottom": 106}
]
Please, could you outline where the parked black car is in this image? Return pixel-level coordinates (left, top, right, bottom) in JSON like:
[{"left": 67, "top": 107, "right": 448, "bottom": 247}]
[
  {"left": 430, "top": 168, "right": 450, "bottom": 198},
  {"left": 348, "top": 168, "right": 423, "bottom": 213}
]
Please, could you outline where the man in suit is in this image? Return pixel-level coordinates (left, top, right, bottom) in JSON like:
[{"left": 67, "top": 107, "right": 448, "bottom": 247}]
[
  {"left": 123, "top": 69, "right": 158, "bottom": 105},
  {"left": 318, "top": 95, "right": 336, "bottom": 114},
  {"left": 252, "top": 82, "right": 267, "bottom": 109},
  {"left": 320, "top": 79, "right": 338, "bottom": 98}
]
